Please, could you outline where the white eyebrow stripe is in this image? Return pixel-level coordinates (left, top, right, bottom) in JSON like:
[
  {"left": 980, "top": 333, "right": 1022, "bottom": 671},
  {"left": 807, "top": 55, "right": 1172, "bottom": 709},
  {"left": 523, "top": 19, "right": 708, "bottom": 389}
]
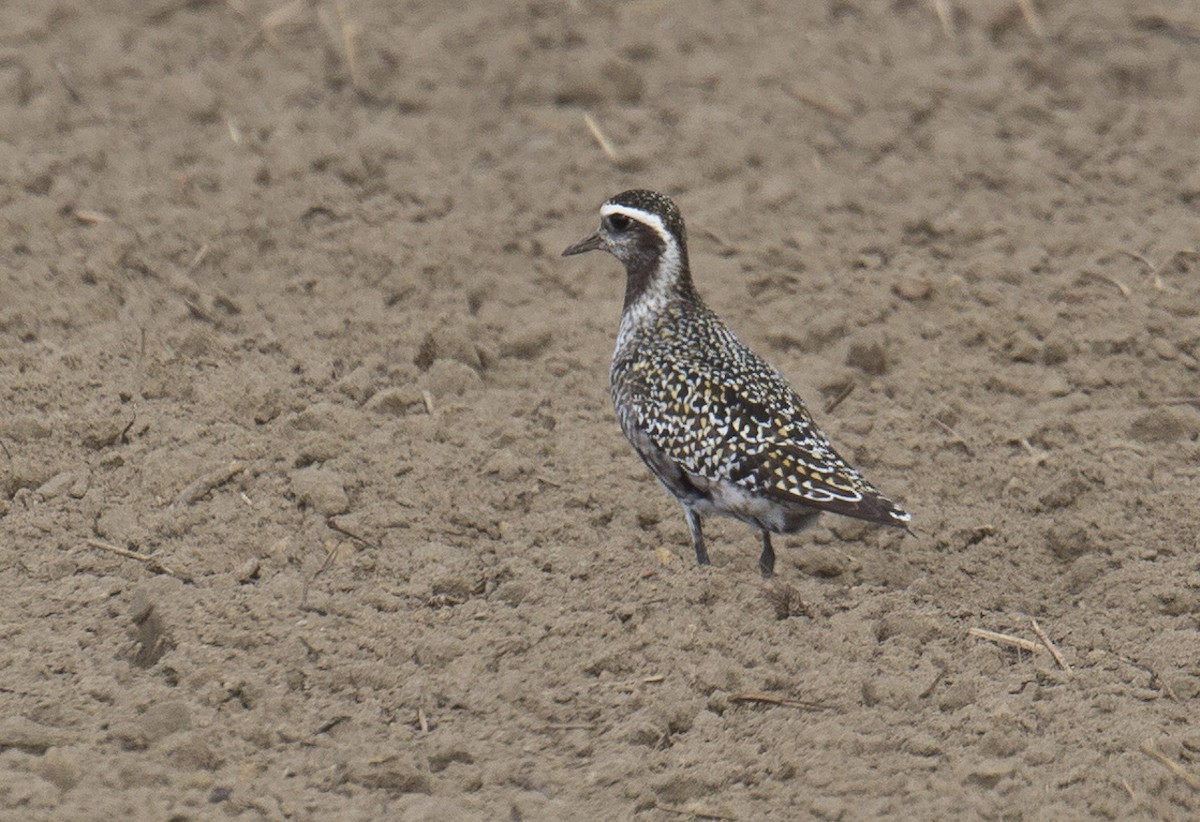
[{"left": 600, "top": 203, "right": 672, "bottom": 246}]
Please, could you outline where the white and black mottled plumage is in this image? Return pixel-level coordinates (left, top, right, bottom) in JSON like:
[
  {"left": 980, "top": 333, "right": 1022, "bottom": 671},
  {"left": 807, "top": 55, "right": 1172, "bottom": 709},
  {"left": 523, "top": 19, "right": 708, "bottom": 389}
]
[{"left": 563, "top": 189, "right": 911, "bottom": 576}]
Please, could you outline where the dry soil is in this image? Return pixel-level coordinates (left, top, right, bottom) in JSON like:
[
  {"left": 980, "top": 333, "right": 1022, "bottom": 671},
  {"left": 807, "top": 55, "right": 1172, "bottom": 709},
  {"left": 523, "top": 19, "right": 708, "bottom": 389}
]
[{"left": 2, "top": 1, "right": 1200, "bottom": 820}]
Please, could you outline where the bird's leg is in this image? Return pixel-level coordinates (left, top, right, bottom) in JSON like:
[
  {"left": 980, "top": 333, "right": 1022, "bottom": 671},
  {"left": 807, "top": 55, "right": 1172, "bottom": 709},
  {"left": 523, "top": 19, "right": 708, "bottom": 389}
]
[
  {"left": 683, "top": 507, "right": 709, "bottom": 566},
  {"left": 759, "top": 530, "right": 775, "bottom": 578}
]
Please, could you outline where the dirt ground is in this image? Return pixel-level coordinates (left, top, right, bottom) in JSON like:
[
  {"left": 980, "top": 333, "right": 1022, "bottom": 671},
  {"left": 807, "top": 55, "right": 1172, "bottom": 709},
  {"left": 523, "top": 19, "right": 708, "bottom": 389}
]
[{"left": 2, "top": 1, "right": 1199, "bottom": 819}]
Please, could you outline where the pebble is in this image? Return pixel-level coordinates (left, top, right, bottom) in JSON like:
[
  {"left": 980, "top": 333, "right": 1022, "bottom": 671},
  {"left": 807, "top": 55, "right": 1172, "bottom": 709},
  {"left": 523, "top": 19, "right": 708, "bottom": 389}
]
[
  {"left": 3, "top": 415, "right": 52, "bottom": 441},
  {"left": 846, "top": 338, "right": 890, "bottom": 375},
  {"left": 893, "top": 274, "right": 933, "bottom": 301},
  {"left": 555, "top": 58, "right": 644, "bottom": 105},
  {"left": 795, "top": 547, "right": 848, "bottom": 578},
  {"left": 1041, "top": 336, "right": 1074, "bottom": 365},
  {"left": 165, "top": 732, "right": 223, "bottom": 771},
  {"left": 758, "top": 176, "right": 797, "bottom": 208},
  {"left": 499, "top": 327, "right": 554, "bottom": 360},
  {"left": 236, "top": 557, "right": 261, "bottom": 583},
  {"left": 0, "top": 717, "right": 71, "bottom": 754},
  {"left": 368, "top": 386, "right": 427, "bottom": 415},
  {"left": 809, "top": 796, "right": 847, "bottom": 820},
  {"left": 1004, "top": 329, "right": 1042, "bottom": 363},
  {"left": 1044, "top": 522, "right": 1101, "bottom": 561},
  {"left": 289, "top": 466, "right": 350, "bottom": 515},
  {"left": 937, "top": 679, "right": 978, "bottom": 713},
  {"left": 415, "top": 326, "right": 482, "bottom": 371},
  {"left": 422, "top": 359, "right": 481, "bottom": 397},
  {"left": 335, "top": 365, "right": 378, "bottom": 403},
  {"left": 905, "top": 733, "right": 944, "bottom": 757},
  {"left": 35, "top": 471, "right": 77, "bottom": 500},
  {"left": 1149, "top": 336, "right": 1177, "bottom": 360},
  {"left": 141, "top": 701, "right": 191, "bottom": 744},
  {"left": 1128, "top": 408, "right": 1193, "bottom": 443},
  {"left": 395, "top": 796, "right": 489, "bottom": 822},
  {"left": 36, "top": 747, "right": 81, "bottom": 791},
  {"left": 492, "top": 580, "right": 530, "bottom": 607},
  {"left": 966, "top": 758, "right": 1016, "bottom": 787},
  {"left": 342, "top": 753, "right": 431, "bottom": 794},
  {"left": 1039, "top": 473, "right": 1089, "bottom": 510}
]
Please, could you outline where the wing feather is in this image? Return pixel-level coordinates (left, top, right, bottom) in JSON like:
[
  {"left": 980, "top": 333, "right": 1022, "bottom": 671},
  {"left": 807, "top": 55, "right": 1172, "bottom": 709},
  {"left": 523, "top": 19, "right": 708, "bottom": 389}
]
[{"left": 633, "top": 359, "right": 909, "bottom": 526}]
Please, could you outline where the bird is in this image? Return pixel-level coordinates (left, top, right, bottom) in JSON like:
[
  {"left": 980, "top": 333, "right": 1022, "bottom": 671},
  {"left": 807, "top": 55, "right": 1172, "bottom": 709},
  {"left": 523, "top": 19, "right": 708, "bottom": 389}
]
[{"left": 562, "top": 189, "right": 911, "bottom": 577}]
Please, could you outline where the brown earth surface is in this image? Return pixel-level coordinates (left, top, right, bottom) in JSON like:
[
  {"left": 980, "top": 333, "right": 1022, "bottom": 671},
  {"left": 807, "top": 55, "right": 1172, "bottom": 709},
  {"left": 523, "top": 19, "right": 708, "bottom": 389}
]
[{"left": 2, "top": 1, "right": 1200, "bottom": 819}]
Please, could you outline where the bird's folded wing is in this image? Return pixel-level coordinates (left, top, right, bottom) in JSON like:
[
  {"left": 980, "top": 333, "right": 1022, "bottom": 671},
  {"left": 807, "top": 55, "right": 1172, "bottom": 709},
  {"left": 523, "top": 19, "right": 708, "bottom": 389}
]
[{"left": 638, "top": 373, "right": 908, "bottom": 525}]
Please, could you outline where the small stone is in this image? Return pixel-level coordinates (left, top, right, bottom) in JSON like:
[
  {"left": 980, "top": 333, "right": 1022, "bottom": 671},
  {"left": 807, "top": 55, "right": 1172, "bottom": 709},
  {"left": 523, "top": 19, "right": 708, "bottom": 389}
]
[
  {"left": 422, "top": 359, "right": 481, "bottom": 397},
  {"left": 905, "top": 733, "right": 944, "bottom": 757},
  {"left": 830, "top": 518, "right": 872, "bottom": 542},
  {"left": 294, "top": 434, "right": 343, "bottom": 469},
  {"left": 1039, "top": 372, "right": 1072, "bottom": 398},
  {"left": 938, "top": 679, "right": 977, "bottom": 713},
  {"left": 635, "top": 506, "right": 661, "bottom": 530},
  {"left": 604, "top": 59, "right": 646, "bottom": 104},
  {"left": 78, "top": 674, "right": 119, "bottom": 703},
  {"left": 368, "top": 386, "right": 426, "bottom": 415},
  {"left": 68, "top": 473, "right": 90, "bottom": 499},
  {"left": 1039, "top": 473, "right": 1089, "bottom": 510},
  {"left": 795, "top": 547, "right": 847, "bottom": 578},
  {"left": 966, "top": 758, "right": 1016, "bottom": 787},
  {"left": 335, "top": 365, "right": 378, "bottom": 403},
  {"left": 141, "top": 700, "right": 191, "bottom": 744},
  {"left": 499, "top": 327, "right": 554, "bottom": 360},
  {"left": 1044, "top": 522, "right": 1102, "bottom": 562},
  {"left": 1004, "top": 330, "right": 1042, "bottom": 363},
  {"left": 653, "top": 774, "right": 716, "bottom": 805},
  {"left": 1149, "top": 336, "right": 1177, "bottom": 360},
  {"left": 343, "top": 754, "right": 431, "bottom": 794},
  {"left": 0, "top": 717, "right": 71, "bottom": 754},
  {"left": 165, "top": 73, "right": 219, "bottom": 123},
  {"left": 1041, "top": 336, "right": 1074, "bottom": 365},
  {"left": 1128, "top": 408, "right": 1192, "bottom": 444},
  {"left": 4, "top": 415, "right": 52, "bottom": 441},
  {"left": 555, "top": 58, "right": 644, "bottom": 105},
  {"left": 1110, "top": 154, "right": 1139, "bottom": 184},
  {"left": 35, "top": 471, "right": 77, "bottom": 500},
  {"left": 846, "top": 338, "right": 890, "bottom": 375},
  {"left": 893, "top": 274, "right": 933, "bottom": 301},
  {"left": 96, "top": 505, "right": 148, "bottom": 548},
  {"left": 809, "top": 796, "right": 847, "bottom": 820},
  {"left": 414, "top": 325, "right": 482, "bottom": 371},
  {"left": 165, "top": 732, "right": 223, "bottom": 771},
  {"left": 1065, "top": 554, "right": 1106, "bottom": 593},
  {"left": 758, "top": 177, "right": 797, "bottom": 209},
  {"left": 1024, "top": 741, "right": 1057, "bottom": 766},
  {"left": 979, "top": 728, "right": 1026, "bottom": 758},
  {"left": 428, "top": 746, "right": 473, "bottom": 773},
  {"left": 236, "top": 557, "right": 261, "bottom": 583},
  {"left": 36, "top": 747, "right": 82, "bottom": 791},
  {"left": 875, "top": 613, "right": 944, "bottom": 643},
  {"left": 109, "top": 721, "right": 148, "bottom": 751},
  {"left": 289, "top": 466, "right": 350, "bottom": 515},
  {"left": 492, "top": 581, "right": 530, "bottom": 607}
]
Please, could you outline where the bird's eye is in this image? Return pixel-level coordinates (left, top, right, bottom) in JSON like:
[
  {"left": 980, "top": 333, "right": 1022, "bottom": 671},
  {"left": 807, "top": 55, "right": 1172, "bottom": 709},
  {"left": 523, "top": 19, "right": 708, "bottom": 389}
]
[{"left": 606, "top": 214, "right": 632, "bottom": 232}]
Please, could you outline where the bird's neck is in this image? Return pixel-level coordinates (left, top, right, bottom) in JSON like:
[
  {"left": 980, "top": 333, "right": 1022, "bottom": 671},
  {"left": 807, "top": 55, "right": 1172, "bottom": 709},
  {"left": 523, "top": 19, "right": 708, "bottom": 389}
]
[
  {"left": 616, "top": 250, "right": 700, "bottom": 360},
  {"left": 621, "top": 244, "right": 695, "bottom": 316}
]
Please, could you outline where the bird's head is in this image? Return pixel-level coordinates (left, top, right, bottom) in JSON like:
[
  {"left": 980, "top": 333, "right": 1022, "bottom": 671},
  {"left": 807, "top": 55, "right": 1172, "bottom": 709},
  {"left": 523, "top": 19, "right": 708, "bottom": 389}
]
[{"left": 562, "top": 189, "right": 688, "bottom": 277}]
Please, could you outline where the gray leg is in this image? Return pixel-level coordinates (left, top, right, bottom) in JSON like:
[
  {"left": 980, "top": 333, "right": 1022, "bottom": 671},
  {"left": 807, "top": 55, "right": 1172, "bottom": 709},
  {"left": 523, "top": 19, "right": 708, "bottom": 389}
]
[
  {"left": 683, "top": 507, "right": 709, "bottom": 566},
  {"left": 759, "top": 530, "right": 775, "bottom": 578}
]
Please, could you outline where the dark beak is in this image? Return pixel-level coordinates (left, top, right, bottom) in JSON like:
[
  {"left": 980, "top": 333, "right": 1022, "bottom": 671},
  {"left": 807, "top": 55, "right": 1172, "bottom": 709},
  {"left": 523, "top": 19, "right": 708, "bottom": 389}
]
[{"left": 562, "top": 231, "right": 605, "bottom": 257}]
